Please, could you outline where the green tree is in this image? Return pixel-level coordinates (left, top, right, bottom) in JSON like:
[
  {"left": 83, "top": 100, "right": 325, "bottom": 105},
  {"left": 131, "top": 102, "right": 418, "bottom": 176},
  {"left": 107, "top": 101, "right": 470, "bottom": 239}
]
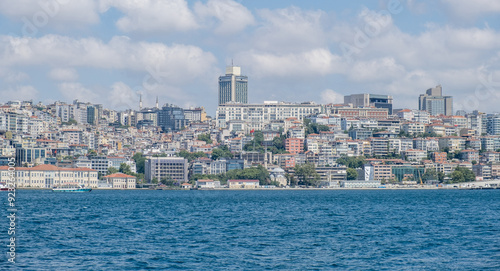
[
  {"left": 177, "top": 150, "right": 207, "bottom": 162},
  {"left": 119, "top": 163, "right": 132, "bottom": 175},
  {"left": 294, "top": 163, "right": 321, "bottom": 187},
  {"left": 450, "top": 167, "right": 475, "bottom": 183},
  {"left": 107, "top": 167, "right": 119, "bottom": 175},
  {"left": 346, "top": 168, "right": 358, "bottom": 180},
  {"left": 197, "top": 133, "right": 213, "bottom": 144},
  {"left": 132, "top": 152, "right": 146, "bottom": 174},
  {"left": 211, "top": 145, "right": 233, "bottom": 160},
  {"left": 422, "top": 168, "right": 438, "bottom": 181},
  {"left": 336, "top": 156, "right": 366, "bottom": 169}
]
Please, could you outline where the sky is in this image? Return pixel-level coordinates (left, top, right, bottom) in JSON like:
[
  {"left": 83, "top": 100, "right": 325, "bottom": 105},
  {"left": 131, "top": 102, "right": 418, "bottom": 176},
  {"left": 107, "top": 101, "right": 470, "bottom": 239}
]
[{"left": 0, "top": 0, "right": 500, "bottom": 116}]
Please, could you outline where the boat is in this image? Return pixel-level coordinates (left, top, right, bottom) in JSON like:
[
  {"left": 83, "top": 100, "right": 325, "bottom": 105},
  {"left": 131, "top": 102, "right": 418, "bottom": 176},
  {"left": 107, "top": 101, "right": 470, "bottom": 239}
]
[
  {"left": 0, "top": 183, "right": 9, "bottom": 191},
  {"left": 52, "top": 184, "right": 92, "bottom": 192}
]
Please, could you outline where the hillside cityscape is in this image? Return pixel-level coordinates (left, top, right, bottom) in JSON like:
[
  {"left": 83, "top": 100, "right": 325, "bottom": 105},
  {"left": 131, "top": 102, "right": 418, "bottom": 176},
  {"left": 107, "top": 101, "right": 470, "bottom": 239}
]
[{"left": 0, "top": 65, "right": 498, "bottom": 190}]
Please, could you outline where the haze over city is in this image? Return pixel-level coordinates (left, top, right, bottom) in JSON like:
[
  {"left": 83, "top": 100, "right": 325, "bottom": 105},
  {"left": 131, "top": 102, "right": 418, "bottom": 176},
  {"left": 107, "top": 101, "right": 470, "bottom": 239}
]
[{"left": 0, "top": 0, "right": 499, "bottom": 115}]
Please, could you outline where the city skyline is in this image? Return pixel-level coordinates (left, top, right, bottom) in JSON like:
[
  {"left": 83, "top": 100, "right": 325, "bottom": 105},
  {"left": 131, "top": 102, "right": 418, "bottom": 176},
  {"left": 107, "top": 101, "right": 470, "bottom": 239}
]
[{"left": 0, "top": 1, "right": 499, "bottom": 115}]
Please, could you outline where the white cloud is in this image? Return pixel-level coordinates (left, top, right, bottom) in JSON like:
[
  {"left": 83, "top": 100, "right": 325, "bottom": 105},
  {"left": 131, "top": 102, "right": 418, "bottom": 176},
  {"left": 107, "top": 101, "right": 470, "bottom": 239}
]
[
  {"left": 107, "top": 82, "right": 138, "bottom": 110},
  {"left": 0, "top": 0, "right": 100, "bottom": 32},
  {"left": 100, "top": 0, "right": 198, "bottom": 33},
  {"left": 253, "top": 7, "right": 327, "bottom": 53},
  {"left": 240, "top": 48, "right": 344, "bottom": 78},
  {"left": 320, "top": 89, "right": 344, "bottom": 104},
  {"left": 0, "top": 85, "right": 38, "bottom": 101},
  {"left": 0, "top": 69, "right": 29, "bottom": 83},
  {"left": 348, "top": 57, "right": 406, "bottom": 82},
  {"left": 58, "top": 82, "right": 99, "bottom": 102},
  {"left": 0, "top": 35, "right": 217, "bottom": 84},
  {"left": 440, "top": 0, "right": 500, "bottom": 20},
  {"left": 194, "top": 0, "right": 254, "bottom": 34},
  {"left": 48, "top": 68, "right": 78, "bottom": 81}
]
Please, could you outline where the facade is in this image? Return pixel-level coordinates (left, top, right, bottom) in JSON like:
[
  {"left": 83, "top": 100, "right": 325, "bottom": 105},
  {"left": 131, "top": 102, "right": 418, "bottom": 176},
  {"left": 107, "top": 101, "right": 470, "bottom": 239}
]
[
  {"left": 344, "top": 94, "right": 393, "bottom": 114},
  {"left": 90, "top": 156, "right": 112, "bottom": 175},
  {"left": 285, "top": 138, "right": 304, "bottom": 154},
  {"left": 158, "top": 105, "right": 189, "bottom": 132},
  {"left": 218, "top": 66, "right": 248, "bottom": 105},
  {"left": 196, "top": 179, "right": 221, "bottom": 189},
  {"left": 0, "top": 164, "right": 98, "bottom": 188},
  {"left": 144, "top": 157, "right": 188, "bottom": 183},
  {"left": 326, "top": 105, "right": 388, "bottom": 120},
  {"left": 216, "top": 101, "right": 322, "bottom": 132},
  {"left": 227, "top": 179, "right": 259, "bottom": 189},
  {"left": 418, "top": 85, "right": 453, "bottom": 116},
  {"left": 103, "top": 173, "right": 136, "bottom": 189},
  {"left": 15, "top": 147, "right": 46, "bottom": 166}
]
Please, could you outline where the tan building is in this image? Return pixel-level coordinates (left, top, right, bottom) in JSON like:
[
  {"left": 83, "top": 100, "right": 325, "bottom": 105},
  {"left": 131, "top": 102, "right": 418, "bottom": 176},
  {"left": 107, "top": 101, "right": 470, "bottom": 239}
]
[
  {"left": 0, "top": 164, "right": 98, "bottom": 188},
  {"left": 228, "top": 179, "right": 260, "bottom": 189},
  {"left": 102, "top": 173, "right": 136, "bottom": 189}
]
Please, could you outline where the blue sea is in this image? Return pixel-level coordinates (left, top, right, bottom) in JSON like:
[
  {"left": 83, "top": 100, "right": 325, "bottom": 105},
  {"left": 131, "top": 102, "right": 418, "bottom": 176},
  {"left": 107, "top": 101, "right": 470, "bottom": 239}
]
[{"left": 1, "top": 189, "right": 500, "bottom": 270}]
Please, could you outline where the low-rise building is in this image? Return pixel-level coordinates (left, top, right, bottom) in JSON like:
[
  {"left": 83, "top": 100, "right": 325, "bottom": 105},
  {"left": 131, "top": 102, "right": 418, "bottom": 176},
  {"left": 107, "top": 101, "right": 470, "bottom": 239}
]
[
  {"left": 102, "top": 173, "right": 136, "bottom": 189},
  {"left": 196, "top": 179, "right": 221, "bottom": 189},
  {"left": 228, "top": 179, "right": 260, "bottom": 189}
]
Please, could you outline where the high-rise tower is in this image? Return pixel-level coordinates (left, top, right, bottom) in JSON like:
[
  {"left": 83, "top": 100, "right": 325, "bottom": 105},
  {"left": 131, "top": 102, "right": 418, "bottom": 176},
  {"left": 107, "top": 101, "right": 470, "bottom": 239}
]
[
  {"left": 418, "top": 85, "right": 453, "bottom": 116},
  {"left": 218, "top": 66, "right": 248, "bottom": 105}
]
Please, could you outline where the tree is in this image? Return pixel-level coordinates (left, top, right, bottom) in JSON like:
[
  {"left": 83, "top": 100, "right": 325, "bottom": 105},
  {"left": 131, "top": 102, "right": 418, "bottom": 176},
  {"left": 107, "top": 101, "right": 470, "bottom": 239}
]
[
  {"left": 336, "top": 156, "right": 366, "bottom": 169},
  {"left": 197, "top": 133, "right": 213, "bottom": 144},
  {"left": 294, "top": 163, "right": 321, "bottom": 187},
  {"left": 132, "top": 152, "right": 146, "bottom": 174},
  {"left": 346, "top": 168, "right": 358, "bottom": 180},
  {"left": 450, "top": 167, "right": 475, "bottom": 183},
  {"left": 119, "top": 163, "right": 132, "bottom": 175},
  {"left": 422, "top": 168, "right": 438, "bottom": 181},
  {"left": 471, "top": 160, "right": 477, "bottom": 165},
  {"left": 211, "top": 145, "right": 233, "bottom": 160},
  {"left": 107, "top": 167, "right": 119, "bottom": 175},
  {"left": 177, "top": 150, "right": 206, "bottom": 162}
]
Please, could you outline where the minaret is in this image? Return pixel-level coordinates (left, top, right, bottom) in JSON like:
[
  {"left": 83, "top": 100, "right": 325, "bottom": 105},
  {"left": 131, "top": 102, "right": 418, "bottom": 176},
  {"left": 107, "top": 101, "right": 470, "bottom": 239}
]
[
  {"left": 156, "top": 96, "right": 159, "bottom": 109},
  {"left": 139, "top": 94, "right": 143, "bottom": 110}
]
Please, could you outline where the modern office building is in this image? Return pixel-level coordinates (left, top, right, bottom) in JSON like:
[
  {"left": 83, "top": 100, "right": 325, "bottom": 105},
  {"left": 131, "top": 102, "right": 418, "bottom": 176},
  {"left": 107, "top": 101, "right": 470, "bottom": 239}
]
[
  {"left": 344, "top": 94, "right": 394, "bottom": 114},
  {"left": 218, "top": 66, "right": 248, "bottom": 105},
  {"left": 144, "top": 157, "right": 188, "bottom": 183},
  {"left": 418, "top": 85, "right": 453, "bottom": 116},
  {"left": 157, "top": 104, "right": 189, "bottom": 132}
]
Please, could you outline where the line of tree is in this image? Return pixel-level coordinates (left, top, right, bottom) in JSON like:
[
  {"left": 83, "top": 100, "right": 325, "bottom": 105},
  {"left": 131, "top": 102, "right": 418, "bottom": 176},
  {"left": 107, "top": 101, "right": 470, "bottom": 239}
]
[
  {"left": 189, "top": 165, "right": 270, "bottom": 185},
  {"left": 304, "top": 119, "right": 330, "bottom": 136}
]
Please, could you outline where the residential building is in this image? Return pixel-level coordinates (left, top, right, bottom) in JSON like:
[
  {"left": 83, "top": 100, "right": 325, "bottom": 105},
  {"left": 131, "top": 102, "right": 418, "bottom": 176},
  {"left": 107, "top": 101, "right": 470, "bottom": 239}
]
[
  {"left": 285, "top": 138, "right": 304, "bottom": 154},
  {"left": 216, "top": 101, "right": 322, "bottom": 132}
]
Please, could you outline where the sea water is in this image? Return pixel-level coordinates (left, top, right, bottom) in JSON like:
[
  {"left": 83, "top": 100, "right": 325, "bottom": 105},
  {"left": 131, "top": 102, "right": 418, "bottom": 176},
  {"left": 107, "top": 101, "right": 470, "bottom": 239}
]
[{"left": 1, "top": 189, "right": 500, "bottom": 270}]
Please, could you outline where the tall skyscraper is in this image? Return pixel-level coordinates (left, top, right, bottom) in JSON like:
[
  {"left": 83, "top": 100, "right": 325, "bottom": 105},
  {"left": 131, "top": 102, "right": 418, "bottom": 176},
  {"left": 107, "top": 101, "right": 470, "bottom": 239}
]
[
  {"left": 218, "top": 66, "right": 248, "bottom": 105},
  {"left": 418, "top": 85, "right": 453, "bottom": 116},
  {"left": 344, "top": 93, "right": 393, "bottom": 114}
]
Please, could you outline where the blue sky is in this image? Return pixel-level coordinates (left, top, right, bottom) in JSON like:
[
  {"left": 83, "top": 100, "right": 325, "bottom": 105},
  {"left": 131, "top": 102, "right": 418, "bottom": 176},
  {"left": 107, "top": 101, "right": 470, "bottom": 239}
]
[{"left": 0, "top": 0, "right": 500, "bottom": 116}]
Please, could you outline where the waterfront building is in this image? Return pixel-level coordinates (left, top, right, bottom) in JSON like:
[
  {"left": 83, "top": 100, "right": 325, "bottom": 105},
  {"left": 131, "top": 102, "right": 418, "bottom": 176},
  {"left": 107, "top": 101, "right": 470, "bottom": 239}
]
[
  {"left": 227, "top": 179, "right": 259, "bottom": 189},
  {"left": 418, "top": 85, "right": 453, "bottom": 116},
  {"left": 144, "top": 156, "right": 188, "bottom": 183},
  {"left": 196, "top": 179, "right": 221, "bottom": 189},
  {"left": 344, "top": 93, "right": 393, "bottom": 114},
  {"left": 218, "top": 66, "right": 248, "bottom": 105},
  {"left": 0, "top": 164, "right": 98, "bottom": 188},
  {"left": 102, "top": 173, "right": 136, "bottom": 189}
]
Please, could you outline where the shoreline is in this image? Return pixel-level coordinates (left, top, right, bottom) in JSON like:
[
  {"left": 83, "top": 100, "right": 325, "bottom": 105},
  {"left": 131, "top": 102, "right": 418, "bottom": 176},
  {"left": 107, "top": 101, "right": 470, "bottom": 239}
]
[{"left": 11, "top": 186, "right": 497, "bottom": 191}]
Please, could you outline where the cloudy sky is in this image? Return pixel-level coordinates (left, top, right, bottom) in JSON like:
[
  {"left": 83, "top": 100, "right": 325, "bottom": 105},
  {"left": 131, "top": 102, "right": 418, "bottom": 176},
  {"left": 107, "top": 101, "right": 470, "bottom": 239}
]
[{"left": 0, "top": 0, "right": 500, "bottom": 115}]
